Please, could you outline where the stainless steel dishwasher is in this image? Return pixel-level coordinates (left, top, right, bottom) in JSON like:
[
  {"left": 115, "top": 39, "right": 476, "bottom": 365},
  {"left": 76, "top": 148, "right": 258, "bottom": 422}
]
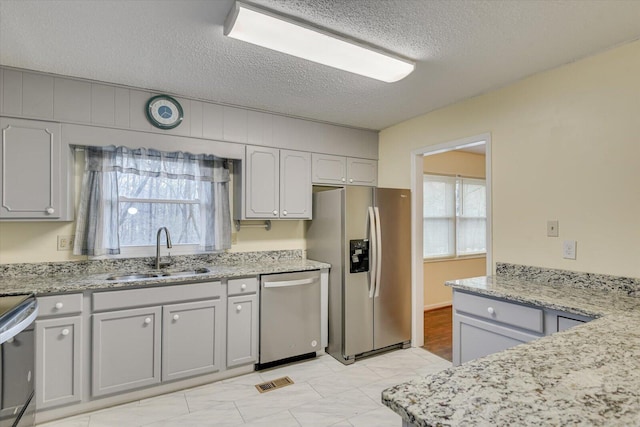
[{"left": 259, "top": 270, "right": 321, "bottom": 367}]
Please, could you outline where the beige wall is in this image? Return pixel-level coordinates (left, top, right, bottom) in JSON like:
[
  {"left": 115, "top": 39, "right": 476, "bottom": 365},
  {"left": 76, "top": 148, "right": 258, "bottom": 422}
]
[
  {"left": 0, "top": 151, "right": 306, "bottom": 264},
  {"left": 380, "top": 40, "right": 640, "bottom": 278},
  {"left": 424, "top": 258, "right": 486, "bottom": 309},
  {"left": 423, "top": 151, "right": 487, "bottom": 308},
  {"left": 423, "top": 150, "right": 485, "bottom": 178}
]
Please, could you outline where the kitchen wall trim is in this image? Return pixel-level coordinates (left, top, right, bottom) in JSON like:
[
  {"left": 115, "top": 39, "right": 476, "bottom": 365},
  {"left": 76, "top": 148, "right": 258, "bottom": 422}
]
[{"left": 0, "top": 66, "right": 378, "bottom": 160}]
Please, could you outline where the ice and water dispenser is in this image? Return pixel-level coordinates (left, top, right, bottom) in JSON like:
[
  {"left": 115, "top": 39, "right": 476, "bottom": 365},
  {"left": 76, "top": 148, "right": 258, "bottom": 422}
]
[{"left": 349, "top": 239, "right": 369, "bottom": 273}]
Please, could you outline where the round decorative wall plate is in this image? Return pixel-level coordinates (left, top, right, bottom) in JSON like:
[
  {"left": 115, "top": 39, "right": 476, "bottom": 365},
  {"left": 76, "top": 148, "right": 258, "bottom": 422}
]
[{"left": 146, "top": 95, "right": 184, "bottom": 129}]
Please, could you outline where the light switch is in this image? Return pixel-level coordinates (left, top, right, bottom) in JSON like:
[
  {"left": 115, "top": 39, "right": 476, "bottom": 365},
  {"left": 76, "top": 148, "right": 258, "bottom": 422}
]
[
  {"left": 563, "top": 240, "right": 577, "bottom": 260},
  {"left": 547, "top": 220, "right": 559, "bottom": 237}
]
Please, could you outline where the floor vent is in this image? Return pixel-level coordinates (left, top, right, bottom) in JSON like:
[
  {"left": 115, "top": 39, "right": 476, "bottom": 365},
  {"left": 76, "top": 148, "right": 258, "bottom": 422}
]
[{"left": 255, "top": 376, "right": 294, "bottom": 393}]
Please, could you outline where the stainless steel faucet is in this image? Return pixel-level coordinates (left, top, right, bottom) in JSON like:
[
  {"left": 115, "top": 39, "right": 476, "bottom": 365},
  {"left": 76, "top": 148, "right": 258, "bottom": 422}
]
[{"left": 155, "top": 227, "right": 172, "bottom": 269}]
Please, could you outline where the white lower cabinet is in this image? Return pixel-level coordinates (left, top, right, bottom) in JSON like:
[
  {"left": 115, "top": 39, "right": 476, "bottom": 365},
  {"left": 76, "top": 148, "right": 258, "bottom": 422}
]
[
  {"left": 92, "top": 307, "right": 162, "bottom": 397},
  {"left": 453, "top": 290, "right": 595, "bottom": 366},
  {"left": 33, "top": 275, "right": 266, "bottom": 419},
  {"left": 162, "top": 300, "right": 223, "bottom": 381},
  {"left": 90, "top": 280, "right": 230, "bottom": 397},
  {"left": 453, "top": 290, "right": 544, "bottom": 366},
  {"left": 35, "top": 316, "right": 82, "bottom": 409},
  {"left": 453, "top": 313, "right": 541, "bottom": 365},
  {"left": 35, "top": 293, "right": 84, "bottom": 411},
  {"left": 226, "top": 277, "right": 259, "bottom": 368},
  {"left": 227, "top": 294, "right": 258, "bottom": 367}
]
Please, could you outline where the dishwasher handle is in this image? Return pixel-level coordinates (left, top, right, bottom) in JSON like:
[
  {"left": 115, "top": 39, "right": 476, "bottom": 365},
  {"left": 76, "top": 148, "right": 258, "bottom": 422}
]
[
  {"left": 0, "top": 298, "right": 38, "bottom": 344},
  {"left": 263, "top": 278, "right": 316, "bottom": 288}
]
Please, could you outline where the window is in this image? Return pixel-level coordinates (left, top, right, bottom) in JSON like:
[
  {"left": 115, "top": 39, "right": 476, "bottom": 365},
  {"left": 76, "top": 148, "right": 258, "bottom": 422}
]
[
  {"left": 74, "top": 146, "right": 231, "bottom": 257},
  {"left": 423, "top": 175, "right": 486, "bottom": 258},
  {"left": 118, "top": 166, "right": 204, "bottom": 248}
]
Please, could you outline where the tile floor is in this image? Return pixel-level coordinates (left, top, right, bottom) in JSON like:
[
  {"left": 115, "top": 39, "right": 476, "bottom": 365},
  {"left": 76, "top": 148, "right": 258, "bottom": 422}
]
[{"left": 39, "top": 348, "right": 451, "bottom": 427}]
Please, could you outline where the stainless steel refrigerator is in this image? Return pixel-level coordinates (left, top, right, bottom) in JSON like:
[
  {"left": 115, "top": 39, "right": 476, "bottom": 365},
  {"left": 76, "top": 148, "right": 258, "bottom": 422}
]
[{"left": 306, "top": 186, "right": 411, "bottom": 364}]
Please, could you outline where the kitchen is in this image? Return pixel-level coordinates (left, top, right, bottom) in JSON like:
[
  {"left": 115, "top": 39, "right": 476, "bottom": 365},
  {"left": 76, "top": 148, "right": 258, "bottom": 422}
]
[{"left": 1, "top": 1, "right": 639, "bottom": 426}]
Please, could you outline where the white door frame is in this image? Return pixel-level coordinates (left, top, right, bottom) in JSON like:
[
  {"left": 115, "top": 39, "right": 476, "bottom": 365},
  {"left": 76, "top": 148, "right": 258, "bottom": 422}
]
[{"left": 410, "top": 133, "right": 493, "bottom": 347}]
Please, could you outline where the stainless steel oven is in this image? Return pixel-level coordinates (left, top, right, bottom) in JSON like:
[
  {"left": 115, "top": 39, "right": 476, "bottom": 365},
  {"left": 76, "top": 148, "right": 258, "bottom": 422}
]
[{"left": 0, "top": 295, "right": 38, "bottom": 427}]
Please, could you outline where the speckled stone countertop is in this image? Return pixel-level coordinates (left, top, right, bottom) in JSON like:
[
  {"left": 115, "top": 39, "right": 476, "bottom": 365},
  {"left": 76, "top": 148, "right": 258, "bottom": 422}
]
[
  {"left": 382, "top": 265, "right": 640, "bottom": 426},
  {"left": 0, "top": 251, "right": 329, "bottom": 296}
]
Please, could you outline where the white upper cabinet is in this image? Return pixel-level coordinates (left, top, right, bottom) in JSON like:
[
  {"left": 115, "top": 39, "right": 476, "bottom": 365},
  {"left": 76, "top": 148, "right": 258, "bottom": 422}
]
[
  {"left": 240, "top": 146, "right": 311, "bottom": 220},
  {"left": 312, "top": 154, "right": 377, "bottom": 186},
  {"left": 0, "top": 117, "right": 73, "bottom": 220},
  {"left": 244, "top": 145, "right": 280, "bottom": 219},
  {"left": 312, "top": 153, "right": 347, "bottom": 185},
  {"left": 346, "top": 157, "right": 378, "bottom": 186},
  {"left": 279, "top": 149, "right": 311, "bottom": 219}
]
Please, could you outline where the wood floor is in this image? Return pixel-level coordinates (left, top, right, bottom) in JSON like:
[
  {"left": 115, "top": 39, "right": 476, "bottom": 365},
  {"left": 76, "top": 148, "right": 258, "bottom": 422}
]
[{"left": 423, "top": 305, "right": 453, "bottom": 362}]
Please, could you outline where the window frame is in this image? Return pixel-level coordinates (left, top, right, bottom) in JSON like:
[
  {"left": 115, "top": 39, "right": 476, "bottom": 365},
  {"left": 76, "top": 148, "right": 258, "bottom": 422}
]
[{"left": 423, "top": 173, "right": 487, "bottom": 260}]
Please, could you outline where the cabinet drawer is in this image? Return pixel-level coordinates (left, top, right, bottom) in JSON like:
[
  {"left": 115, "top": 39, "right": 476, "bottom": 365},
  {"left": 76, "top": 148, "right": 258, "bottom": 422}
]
[
  {"left": 93, "top": 281, "right": 222, "bottom": 312},
  {"left": 37, "top": 293, "right": 83, "bottom": 317},
  {"left": 227, "top": 277, "right": 258, "bottom": 296},
  {"left": 454, "top": 291, "right": 543, "bottom": 333}
]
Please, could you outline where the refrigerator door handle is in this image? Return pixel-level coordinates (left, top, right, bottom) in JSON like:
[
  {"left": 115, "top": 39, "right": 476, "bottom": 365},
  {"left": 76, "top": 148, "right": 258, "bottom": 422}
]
[
  {"left": 368, "top": 206, "right": 377, "bottom": 299},
  {"left": 374, "top": 206, "right": 382, "bottom": 298}
]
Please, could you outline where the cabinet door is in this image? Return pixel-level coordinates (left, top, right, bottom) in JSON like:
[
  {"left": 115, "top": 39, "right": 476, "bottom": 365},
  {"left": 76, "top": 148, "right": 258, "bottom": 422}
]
[
  {"left": 227, "top": 294, "right": 258, "bottom": 368},
  {"left": 0, "top": 117, "right": 62, "bottom": 219},
  {"left": 280, "top": 149, "right": 311, "bottom": 219},
  {"left": 245, "top": 145, "right": 279, "bottom": 218},
  {"left": 346, "top": 158, "right": 377, "bottom": 186},
  {"left": 311, "top": 153, "right": 347, "bottom": 185},
  {"left": 162, "top": 299, "right": 223, "bottom": 382},
  {"left": 453, "top": 313, "right": 540, "bottom": 366},
  {"left": 92, "top": 307, "right": 161, "bottom": 397},
  {"left": 35, "top": 317, "right": 82, "bottom": 409}
]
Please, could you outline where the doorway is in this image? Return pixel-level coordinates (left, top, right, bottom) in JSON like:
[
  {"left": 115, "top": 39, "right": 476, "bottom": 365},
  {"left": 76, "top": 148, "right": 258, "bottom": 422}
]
[{"left": 409, "top": 134, "right": 492, "bottom": 354}]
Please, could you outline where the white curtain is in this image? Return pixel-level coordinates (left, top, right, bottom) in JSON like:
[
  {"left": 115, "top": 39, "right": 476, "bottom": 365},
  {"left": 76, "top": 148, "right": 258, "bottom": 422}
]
[{"left": 74, "top": 146, "right": 231, "bottom": 256}]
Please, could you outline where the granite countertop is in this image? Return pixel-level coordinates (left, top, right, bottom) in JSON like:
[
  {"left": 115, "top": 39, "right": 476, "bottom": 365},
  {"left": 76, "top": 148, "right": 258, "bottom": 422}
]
[
  {"left": 0, "top": 258, "right": 329, "bottom": 296},
  {"left": 382, "top": 273, "right": 640, "bottom": 426}
]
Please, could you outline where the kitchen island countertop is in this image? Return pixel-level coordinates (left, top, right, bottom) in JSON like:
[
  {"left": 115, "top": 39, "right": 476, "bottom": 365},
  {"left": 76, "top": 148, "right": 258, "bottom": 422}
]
[
  {"left": 0, "top": 258, "right": 329, "bottom": 296},
  {"left": 382, "top": 274, "right": 640, "bottom": 426}
]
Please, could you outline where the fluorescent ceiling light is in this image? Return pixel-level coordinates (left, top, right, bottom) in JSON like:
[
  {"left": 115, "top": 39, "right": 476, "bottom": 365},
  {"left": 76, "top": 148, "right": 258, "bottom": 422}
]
[{"left": 224, "top": 2, "right": 415, "bottom": 83}]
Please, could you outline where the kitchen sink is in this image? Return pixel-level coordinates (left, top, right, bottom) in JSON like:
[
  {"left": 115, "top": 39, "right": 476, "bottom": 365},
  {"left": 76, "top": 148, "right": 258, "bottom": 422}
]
[
  {"left": 106, "top": 273, "right": 160, "bottom": 281},
  {"left": 160, "top": 268, "right": 211, "bottom": 277},
  {"left": 106, "top": 268, "right": 211, "bottom": 281}
]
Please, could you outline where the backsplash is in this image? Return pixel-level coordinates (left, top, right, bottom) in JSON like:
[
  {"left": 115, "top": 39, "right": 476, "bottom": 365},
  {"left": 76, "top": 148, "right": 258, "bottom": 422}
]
[
  {"left": 0, "top": 250, "right": 305, "bottom": 278},
  {"left": 496, "top": 263, "right": 640, "bottom": 296}
]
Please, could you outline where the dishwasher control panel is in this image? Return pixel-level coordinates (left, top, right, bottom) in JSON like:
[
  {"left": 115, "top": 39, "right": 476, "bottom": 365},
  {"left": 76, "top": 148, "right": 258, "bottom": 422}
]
[{"left": 349, "top": 239, "right": 369, "bottom": 273}]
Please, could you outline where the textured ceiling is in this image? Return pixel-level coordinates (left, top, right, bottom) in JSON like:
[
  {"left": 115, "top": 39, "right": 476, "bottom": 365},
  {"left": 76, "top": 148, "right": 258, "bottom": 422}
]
[{"left": 1, "top": 0, "right": 639, "bottom": 130}]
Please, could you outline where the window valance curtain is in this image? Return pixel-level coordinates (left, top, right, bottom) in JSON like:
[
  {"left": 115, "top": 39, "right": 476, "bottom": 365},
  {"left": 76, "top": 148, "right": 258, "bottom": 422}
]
[{"left": 74, "top": 146, "right": 231, "bottom": 256}]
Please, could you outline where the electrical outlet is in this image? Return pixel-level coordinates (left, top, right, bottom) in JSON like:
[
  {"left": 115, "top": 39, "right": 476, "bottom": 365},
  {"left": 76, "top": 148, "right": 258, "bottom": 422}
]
[
  {"left": 563, "top": 240, "right": 577, "bottom": 260},
  {"left": 57, "top": 235, "right": 74, "bottom": 251},
  {"left": 547, "top": 220, "right": 559, "bottom": 237}
]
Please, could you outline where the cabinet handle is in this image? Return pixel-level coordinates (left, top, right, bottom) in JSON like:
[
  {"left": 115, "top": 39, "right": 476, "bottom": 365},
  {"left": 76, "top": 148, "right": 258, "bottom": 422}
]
[
  {"left": 61, "top": 328, "right": 70, "bottom": 336},
  {"left": 241, "top": 284, "right": 247, "bottom": 290},
  {"left": 236, "top": 305, "right": 242, "bottom": 312},
  {"left": 46, "top": 207, "right": 55, "bottom": 215},
  {"left": 283, "top": 210, "right": 288, "bottom": 216},
  {"left": 273, "top": 210, "right": 278, "bottom": 216},
  {"left": 487, "top": 307, "right": 495, "bottom": 315},
  {"left": 349, "top": 178, "right": 354, "bottom": 183},
  {"left": 173, "top": 314, "right": 180, "bottom": 321},
  {"left": 341, "top": 177, "right": 346, "bottom": 182},
  {"left": 55, "top": 302, "right": 64, "bottom": 310},
  {"left": 144, "top": 317, "right": 152, "bottom": 324}
]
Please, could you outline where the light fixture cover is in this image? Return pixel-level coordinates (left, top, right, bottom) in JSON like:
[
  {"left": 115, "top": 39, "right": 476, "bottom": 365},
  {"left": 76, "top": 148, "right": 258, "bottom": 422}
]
[{"left": 224, "top": 2, "right": 415, "bottom": 83}]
